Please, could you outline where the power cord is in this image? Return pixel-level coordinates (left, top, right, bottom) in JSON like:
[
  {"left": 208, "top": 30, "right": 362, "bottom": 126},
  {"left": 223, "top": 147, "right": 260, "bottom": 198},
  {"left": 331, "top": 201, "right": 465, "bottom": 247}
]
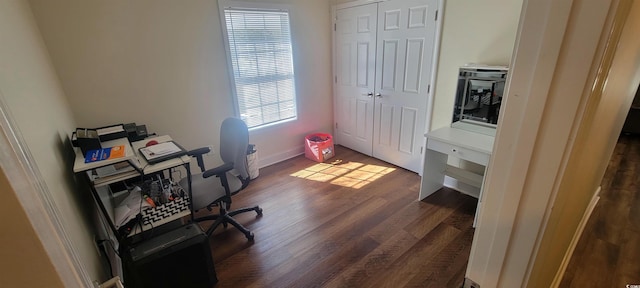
[{"left": 96, "top": 240, "right": 114, "bottom": 277}]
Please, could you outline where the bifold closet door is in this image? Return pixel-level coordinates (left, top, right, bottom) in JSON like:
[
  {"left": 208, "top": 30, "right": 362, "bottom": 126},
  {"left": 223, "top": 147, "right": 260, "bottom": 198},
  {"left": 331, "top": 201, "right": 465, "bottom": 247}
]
[
  {"left": 335, "top": 3, "right": 378, "bottom": 155},
  {"left": 372, "top": 0, "right": 438, "bottom": 173},
  {"left": 334, "top": 0, "right": 437, "bottom": 173}
]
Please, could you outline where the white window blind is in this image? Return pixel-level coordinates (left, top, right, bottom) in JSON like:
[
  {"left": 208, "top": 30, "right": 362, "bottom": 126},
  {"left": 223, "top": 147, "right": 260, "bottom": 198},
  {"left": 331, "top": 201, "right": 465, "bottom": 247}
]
[{"left": 223, "top": 7, "right": 297, "bottom": 128}]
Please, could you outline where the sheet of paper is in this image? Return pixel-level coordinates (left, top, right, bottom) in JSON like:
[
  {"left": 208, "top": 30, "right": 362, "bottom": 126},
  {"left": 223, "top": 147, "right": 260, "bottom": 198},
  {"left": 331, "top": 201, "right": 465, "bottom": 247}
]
[
  {"left": 114, "top": 190, "right": 152, "bottom": 228},
  {"left": 114, "top": 205, "right": 133, "bottom": 228},
  {"left": 139, "top": 141, "right": 184, "bottom": 161}
]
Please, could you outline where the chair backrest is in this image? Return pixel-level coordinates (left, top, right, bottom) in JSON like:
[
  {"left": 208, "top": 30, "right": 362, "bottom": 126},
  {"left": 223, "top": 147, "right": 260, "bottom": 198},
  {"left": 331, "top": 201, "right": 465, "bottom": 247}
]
[{"left": 219, "top": 117, "right": 250, "bottom": 180}]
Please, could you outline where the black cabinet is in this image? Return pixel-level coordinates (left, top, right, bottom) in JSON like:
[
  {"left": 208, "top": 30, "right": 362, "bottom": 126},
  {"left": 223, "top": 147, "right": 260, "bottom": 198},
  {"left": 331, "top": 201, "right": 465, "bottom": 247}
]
[{"left": 123, "top": 224, "right": 217, "bottom": 288}]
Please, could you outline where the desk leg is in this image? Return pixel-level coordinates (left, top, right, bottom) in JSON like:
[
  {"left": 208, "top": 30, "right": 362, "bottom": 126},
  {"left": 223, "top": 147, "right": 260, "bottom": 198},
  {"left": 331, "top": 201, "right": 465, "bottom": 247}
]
[
  {"left": 473, "top": 166, "right": 488, "bottom": 228},
  {"left": 419, "top": 149, "right": 447, "bottom": 200},
  {"left": 185, "top": 163, "right": 194, "bottom": 222}
]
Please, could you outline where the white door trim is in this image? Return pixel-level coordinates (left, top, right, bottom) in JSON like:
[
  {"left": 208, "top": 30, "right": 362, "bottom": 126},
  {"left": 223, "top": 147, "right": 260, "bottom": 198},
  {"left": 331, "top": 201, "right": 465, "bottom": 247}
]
[
  {"left": 334, "top": 0, "right": 386, "bottom": 10},
  {"left": 466, "top": 0, "right": 631, "bottom": 287},
  {"left": 0, "top": 90, "right": 92, "bottom": 287},
  {"left": 465, "top": 0, "right": 575, "bottom": 286},
  {"left": 421, "top": 0, "right": 444, "bottom": 177},
  {"left": 424, "top": 0, "right": 444, "bottom": 133}
]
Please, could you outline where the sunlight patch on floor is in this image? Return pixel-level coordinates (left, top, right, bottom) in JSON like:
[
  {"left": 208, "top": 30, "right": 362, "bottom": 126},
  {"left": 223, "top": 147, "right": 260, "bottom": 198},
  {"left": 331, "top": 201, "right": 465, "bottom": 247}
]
[{"left": 290, "top": 160, "right": 396, "bottom": 189}]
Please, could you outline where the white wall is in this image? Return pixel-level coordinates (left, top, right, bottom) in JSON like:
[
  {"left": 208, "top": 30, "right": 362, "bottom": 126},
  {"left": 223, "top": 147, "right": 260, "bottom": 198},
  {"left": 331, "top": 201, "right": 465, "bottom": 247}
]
[
  {"left": 430, "top": 0, "right": 522, "bottom": 130},
  {"left": 0, "top": 0, "right": 103, "bottom": 284},
  {"left": 29, "top": 0, "right": 334, "bottom": 169}
]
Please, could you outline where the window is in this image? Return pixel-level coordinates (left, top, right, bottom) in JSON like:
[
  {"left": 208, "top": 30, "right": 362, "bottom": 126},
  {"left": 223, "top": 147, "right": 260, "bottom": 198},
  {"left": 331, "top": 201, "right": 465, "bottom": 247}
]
[{"left": 220, "top": 2, "right": 297, "bottom": 129}]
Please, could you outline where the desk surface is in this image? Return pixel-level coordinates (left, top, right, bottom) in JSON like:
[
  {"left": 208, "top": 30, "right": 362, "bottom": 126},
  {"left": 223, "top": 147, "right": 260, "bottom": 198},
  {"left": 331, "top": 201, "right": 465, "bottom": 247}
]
[
  {"left": 73, "top": 135, "right": 190, "bottom": 174},
  {"left": 425, "top": 127, "right": 495, "bottom": 155},
  {"left": 73, "top": 138, "right": 137, "bottom": 173},
  {"left": 73, "top": 135, "right": 193, "bottom": 239}
]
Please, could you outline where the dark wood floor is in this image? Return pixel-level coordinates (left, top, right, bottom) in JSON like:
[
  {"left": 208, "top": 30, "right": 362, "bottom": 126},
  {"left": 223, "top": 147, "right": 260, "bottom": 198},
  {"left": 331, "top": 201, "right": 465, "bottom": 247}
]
[
  {"left": 560, "top": 134, "right": 640, "bottom": 287},
  {"left": 199, "top": 145, "right": 476, "bottom": 288}
]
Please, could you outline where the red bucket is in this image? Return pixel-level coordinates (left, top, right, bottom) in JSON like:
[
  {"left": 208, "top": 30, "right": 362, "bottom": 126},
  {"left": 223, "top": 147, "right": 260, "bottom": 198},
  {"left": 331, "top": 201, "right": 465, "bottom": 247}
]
[{"left": 304, "top": 133, "right": 335, "bottom": 162}]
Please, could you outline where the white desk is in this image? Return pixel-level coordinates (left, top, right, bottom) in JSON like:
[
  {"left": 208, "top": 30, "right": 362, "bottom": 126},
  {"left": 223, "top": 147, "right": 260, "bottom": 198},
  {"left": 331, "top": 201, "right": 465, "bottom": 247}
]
[
  {"left": 419, "top": 127, "right": 494, "bottom": 226},
  {"left": 74, "top": 135, "right": 191, "bottom": 186},
  {"left": 73, "top": 135, "right": 192, "bottom": 238}
]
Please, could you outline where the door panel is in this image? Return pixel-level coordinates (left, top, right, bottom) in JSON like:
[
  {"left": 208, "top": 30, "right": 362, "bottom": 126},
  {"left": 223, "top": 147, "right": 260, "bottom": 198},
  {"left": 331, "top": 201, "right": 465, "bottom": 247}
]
[
  {"left": 335, "top": 3, "right": 377, "bottom": 155},
  {"left": 334, "top": 0, "right": 437, "bottom": 173},
  {"left": 338, "top": 43, "right": 352, "bottom": 86},
  {"left": 373, "top": 0, "right": 437, "bottom": 173},
  {"left": 381, "top": 40, "right": 399, "bottom": 90},
  {"left": 399, "top": 107, "right": 418, "bottom": 153},
  {"left": 404, "top": 39, "right": 425, "bottom": 93},
  {"left": 340, "top": 97, "right": 353, "bottom": 135},
  {"left": 356, "top": 99, "right": 370, "bottom": 139},
  {"left": 383, "top": 10, "right": 401, "bottom": 30},
  {"left": 377, "top": 103, "right": 395, "bottom": 146},
  {"left": 357, "top": 43, "right": 371, "bottom": 87}
]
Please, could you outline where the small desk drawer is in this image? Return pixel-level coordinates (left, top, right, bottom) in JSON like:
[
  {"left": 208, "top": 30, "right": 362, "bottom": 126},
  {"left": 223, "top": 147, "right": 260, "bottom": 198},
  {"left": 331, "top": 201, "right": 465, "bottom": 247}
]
[{"left": 427, "top": 138, "right": 490, "bottom": 166}]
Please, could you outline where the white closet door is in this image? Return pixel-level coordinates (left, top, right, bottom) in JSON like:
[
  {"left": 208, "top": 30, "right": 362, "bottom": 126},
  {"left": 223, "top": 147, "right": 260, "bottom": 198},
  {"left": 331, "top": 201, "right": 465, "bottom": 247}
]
[
  {"left": 373, "top": 0, "right": 438, "bottom": 173},
  {"left": 335, "top": 3, "right": 378, "bottom": 155}
]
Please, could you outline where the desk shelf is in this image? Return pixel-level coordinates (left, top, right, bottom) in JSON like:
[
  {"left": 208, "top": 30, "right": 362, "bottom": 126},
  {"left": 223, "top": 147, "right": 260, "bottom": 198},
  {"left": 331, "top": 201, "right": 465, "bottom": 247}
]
[
  {"left": 73, "top": 135, "right": 193, "bottom": 242},
  {"left": 90, "top": 170, "right": 141, "bottom": 188},
  {"left": 445, "top": 165, "right": 484, "bottom": 190},
  {"left": 420, "top": 127, "right": 494, "bottom": 227}
]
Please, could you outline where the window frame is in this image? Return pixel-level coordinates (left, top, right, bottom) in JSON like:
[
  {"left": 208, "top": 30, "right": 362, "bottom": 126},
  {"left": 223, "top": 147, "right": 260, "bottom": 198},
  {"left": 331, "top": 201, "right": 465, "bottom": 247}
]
[{"left": 218, "top": 0, "right": 298, "bottom": 130}]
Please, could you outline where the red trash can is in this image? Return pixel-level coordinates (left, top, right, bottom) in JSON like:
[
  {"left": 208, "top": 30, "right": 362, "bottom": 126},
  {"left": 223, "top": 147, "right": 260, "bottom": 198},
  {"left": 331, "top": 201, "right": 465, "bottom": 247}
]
[{"left": 304, "top": 133, "right": 335, "bottom": 162}]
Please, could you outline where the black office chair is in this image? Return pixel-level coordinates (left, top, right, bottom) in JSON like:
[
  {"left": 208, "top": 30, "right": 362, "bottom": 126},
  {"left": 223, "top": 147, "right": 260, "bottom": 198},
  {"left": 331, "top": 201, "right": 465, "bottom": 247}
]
[{"left": 180, "top": 117, "right": 262, "bottom": 240}]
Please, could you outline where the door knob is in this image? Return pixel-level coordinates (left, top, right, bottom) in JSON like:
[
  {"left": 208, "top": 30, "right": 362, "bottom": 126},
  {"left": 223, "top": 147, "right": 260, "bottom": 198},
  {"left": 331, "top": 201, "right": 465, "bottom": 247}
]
[
  {"left": 375, "top": 93, "right": 382, "bottom": 98},
  {"left": 365, "top": 92, "right": 373, "bottom": 97}
]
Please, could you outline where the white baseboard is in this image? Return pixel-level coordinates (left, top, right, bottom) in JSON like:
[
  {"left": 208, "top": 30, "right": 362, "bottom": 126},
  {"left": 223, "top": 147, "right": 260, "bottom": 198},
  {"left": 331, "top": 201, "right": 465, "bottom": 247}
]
[
  {"left": 551, "top": 186, "right": 601, "bottom": 287},
  {"left": 257, "top": 145, "right": 304, "bottom": 168}
]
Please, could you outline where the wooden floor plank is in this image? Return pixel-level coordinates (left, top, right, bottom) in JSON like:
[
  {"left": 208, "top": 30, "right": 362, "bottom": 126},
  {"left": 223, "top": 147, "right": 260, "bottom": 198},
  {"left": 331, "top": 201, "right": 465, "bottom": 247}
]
[
  {"left": 321, "top": 230, "right": 420, "bottom": 287},
  {"left": 404, "top": 190, "right": 468, "bottom": 239},
  {"left": 410, "top": 228, "right": 475, "bottom": 288},
  {"left": 361, "top": 223, "right": 463, "bottom": 288},
  {"left": 562, "top": 134, "right": 640, "bottom": 287},
  {"left": 613, "top": 229, "right": 640, "bottom": 287},
  {"left": 568, "top": 238, "right": 619, "bottom": 287},
  {"left": 202, "top": 145, "right": 475, "bottom": 287}
]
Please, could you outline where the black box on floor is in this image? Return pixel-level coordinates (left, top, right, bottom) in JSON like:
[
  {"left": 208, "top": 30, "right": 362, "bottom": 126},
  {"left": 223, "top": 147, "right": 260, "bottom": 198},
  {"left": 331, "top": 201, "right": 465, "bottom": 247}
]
[{"left": 123, "top": 224, "right": 217, "bottom": 288}]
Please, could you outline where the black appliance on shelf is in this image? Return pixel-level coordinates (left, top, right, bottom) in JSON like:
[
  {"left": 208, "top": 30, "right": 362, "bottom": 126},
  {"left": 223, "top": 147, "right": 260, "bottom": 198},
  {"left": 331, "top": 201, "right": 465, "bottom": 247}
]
[{"left": 453, "top": 65, "right": 509, "bottom": 127}]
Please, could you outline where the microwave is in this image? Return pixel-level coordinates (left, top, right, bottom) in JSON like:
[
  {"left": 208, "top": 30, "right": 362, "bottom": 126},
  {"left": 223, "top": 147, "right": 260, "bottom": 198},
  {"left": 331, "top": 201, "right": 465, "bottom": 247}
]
[{"left": 452, "top": 65, "right": 508, "bottom": 129}]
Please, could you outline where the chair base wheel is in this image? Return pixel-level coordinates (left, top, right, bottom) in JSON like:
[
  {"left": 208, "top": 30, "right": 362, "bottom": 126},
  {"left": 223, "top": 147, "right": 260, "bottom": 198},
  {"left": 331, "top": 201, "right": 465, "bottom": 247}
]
[
  {"left": 246, "top": 232, "right": 254, "bottom": 241},
  {"left": 256, "top": 207, "right": 263, "bottom": 216}
]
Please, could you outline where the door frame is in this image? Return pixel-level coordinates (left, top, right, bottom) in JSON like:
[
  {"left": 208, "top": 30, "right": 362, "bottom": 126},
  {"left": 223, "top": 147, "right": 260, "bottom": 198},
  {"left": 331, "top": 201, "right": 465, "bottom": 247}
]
[
  {"left": 331, "top": 0, "right": 444, "bottom": 176},
  {"left": 0, "top": 90, "right": 91, "bottom": 287},
  {"left": 465, "top": 0, "right": 575, "bottom": 284},
  {"left": 465, "top": 0, "right": 640, "bottom": 286}
]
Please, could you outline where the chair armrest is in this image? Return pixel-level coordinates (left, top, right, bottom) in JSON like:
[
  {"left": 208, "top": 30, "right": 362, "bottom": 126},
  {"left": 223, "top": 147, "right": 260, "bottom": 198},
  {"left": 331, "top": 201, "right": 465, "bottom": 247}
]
[
  {"left": 187, "top": 147, "right": 211, "bottom": 173},
  {"left": 202, "top": 162, "right": 234, "bottom": 178},
  {"left": 188, "top": 147, "right": 210, "bottom": 157}
]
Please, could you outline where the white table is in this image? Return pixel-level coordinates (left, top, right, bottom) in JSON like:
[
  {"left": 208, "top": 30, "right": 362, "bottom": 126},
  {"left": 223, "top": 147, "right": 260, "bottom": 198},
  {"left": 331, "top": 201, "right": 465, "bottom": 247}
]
[
  {"left": 73, "top": 135, "right": 193, "bottom": 238},
  {"left": 419, "top": 127, "right": 494, "bottom": 227},
  {"left": 73, "top": 136, "right": 191, "bottom": 186}
]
